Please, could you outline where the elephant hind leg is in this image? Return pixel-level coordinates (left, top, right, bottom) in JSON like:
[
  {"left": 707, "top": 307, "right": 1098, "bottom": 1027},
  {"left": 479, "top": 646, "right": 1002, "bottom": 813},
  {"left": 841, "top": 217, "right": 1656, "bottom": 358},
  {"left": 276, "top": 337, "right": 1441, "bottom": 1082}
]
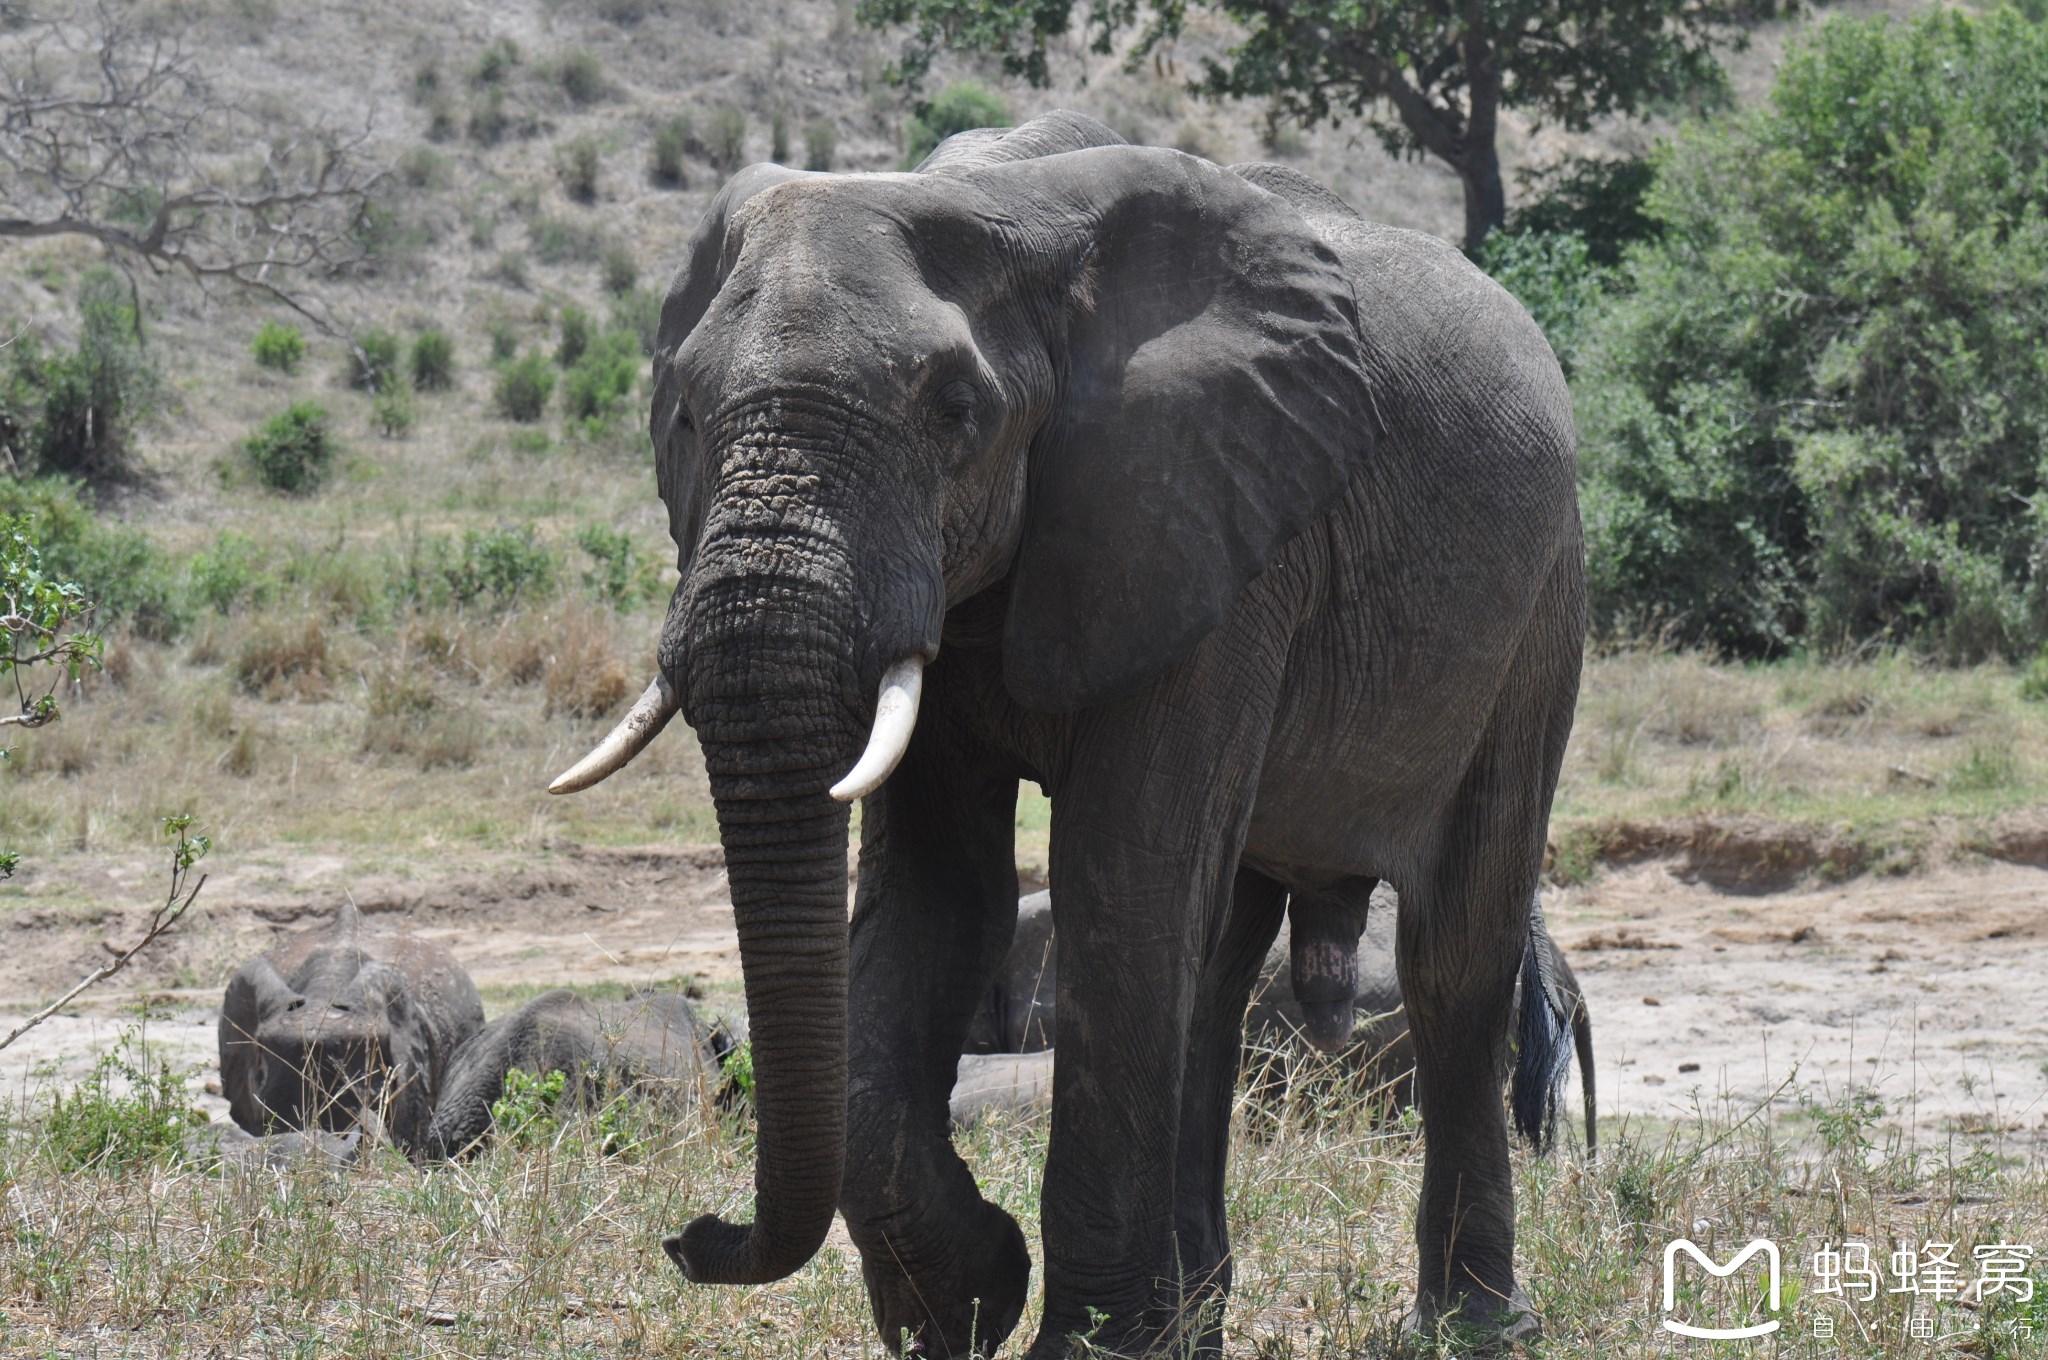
[{"left": 1170, "top": 867, "right": 1289, "bottom": 1356}]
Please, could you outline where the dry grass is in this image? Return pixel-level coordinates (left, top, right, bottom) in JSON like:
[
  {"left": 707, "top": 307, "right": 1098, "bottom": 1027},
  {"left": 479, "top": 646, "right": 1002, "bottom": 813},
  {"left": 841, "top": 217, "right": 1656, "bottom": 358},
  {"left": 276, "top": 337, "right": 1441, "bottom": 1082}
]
[{"left": 1, "top": 1033, "right": 2041, "bottom": 1358}]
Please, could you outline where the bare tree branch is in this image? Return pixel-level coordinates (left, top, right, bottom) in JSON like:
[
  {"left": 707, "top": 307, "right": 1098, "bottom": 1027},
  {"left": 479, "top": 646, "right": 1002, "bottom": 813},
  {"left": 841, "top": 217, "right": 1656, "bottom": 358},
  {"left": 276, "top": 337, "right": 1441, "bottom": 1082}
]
[
  {"left": 0, "top": 818, "right": 210, "bottom": 1055},
  {"left": 0, "top": 2, "right": 384, "bottom": 333}
]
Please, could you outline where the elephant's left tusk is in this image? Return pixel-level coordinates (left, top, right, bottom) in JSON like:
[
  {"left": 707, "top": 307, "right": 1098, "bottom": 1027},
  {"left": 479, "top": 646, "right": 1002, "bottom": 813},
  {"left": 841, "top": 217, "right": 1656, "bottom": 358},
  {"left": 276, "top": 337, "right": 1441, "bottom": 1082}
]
[
  {"left": 548, "top": 675, "right": 680, "bottom": 794},
  {"left": 829, "top": 658, "right": 925, "bottom": 803}
]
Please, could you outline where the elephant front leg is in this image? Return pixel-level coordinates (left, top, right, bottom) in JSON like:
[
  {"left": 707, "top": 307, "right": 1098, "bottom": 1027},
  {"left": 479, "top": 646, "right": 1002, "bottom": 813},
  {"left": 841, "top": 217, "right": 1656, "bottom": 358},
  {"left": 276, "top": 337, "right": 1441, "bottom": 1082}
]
[{"left": 841, "top": 721, "right": 1031, "bottom": 1357}]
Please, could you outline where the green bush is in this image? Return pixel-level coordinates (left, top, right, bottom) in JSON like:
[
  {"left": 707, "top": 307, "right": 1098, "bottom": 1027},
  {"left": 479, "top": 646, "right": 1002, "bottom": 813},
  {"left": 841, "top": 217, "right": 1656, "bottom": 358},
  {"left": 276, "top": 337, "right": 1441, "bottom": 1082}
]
[
  {"left": 707, "top": 107, "right": 746, "bottom": 170},
  {"left": 440, "top": 524, "right": 555, "bottom": 608},
  {"left": 903, "top": 81, "right": 1009, "bottom": 167},
  {"left": 468, "top": 86, "right": 510, "bottom": 145},
  {"left": 576, "top": 523, "right": 651, "bottom": 606},
  {"left": 346, "top": 328, "right": 403, "bottom": 394},
  {"left": 651, "top": 113, "right": 693, "bottom": 187},
  {"left": 2, "top": 270, "right": 163, "bottom": 483},
  {"left": 243, "top": 402, "right": 338, "bottom": 495},
  {"left": 373, "top": 376, "right": 418, "bottom": 437},
  {"left": 186, "top": 532, "right": 274, "bottom": 614},
  {"left": 558, "top": 48, "right": 605, "bottom": 105},
  {"left": 562, "top": 330, "right": 641, "bottom": 429},
  {"left": 487, "top": 317, "right": 521, "bottom": 364},
  {"left": 529, "top": 214, "right": 601, "bottom": 264},
  {"left": 491, "top": 1066, "right": 567, "bottom": 1146},
  {"left": 555, "top": 306, "right": 593, "bottom": 368},
  {"left": 411, "top": 329, "right": 456, "bottom": 390},
  {"left": 1576, "top": 7, "right": 2048, "bottom": 660},
  {"left": 474, "top": 37, "right": 520, "bottom": 86},
  {"left": 0, "top": 477, "right": 184, "bottom": 638},
  {"left": 600, "top": 243, "right": 639, "bottom": 297},
  {"left": 40, "top": 1033, "right": 203, "bottom": 1171},
  {"left": 1477, "top": 229, "right": 1607, "bottom": 377},
  {"left": 804, "top": 119, "right": 837, "bottom": 172},
  {"left": 251, "top": 320, "right": 306, "bottom": 373},
  {"left": 494, "top": 353, "right": 555, "bottom": 422},
  {"left": 771, "top": 110, "right": 791, "bottom": 163},
  {"left": 613, "top": 287, "right": 663, "bottom": 357},
  {"left": 557, "top": 134, "right": 601, "bottom": 201}
]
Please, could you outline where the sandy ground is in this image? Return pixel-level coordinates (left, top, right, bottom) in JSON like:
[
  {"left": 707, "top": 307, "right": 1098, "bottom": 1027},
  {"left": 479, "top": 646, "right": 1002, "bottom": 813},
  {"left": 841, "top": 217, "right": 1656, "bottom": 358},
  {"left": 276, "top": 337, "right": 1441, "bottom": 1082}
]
[{"left": 3, "top": 845, "right": 2045, "bottom": 1154}]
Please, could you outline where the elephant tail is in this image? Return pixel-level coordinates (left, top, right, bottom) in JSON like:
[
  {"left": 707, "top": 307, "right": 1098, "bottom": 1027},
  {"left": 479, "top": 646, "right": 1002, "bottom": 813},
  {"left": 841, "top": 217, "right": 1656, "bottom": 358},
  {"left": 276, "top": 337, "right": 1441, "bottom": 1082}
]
[
  {"left": 1573, "top": 987, "right": 1598, "bottom": 1158},
  {"left": 1509, "top": 894, "right": 1574, "bottom": 1153}
]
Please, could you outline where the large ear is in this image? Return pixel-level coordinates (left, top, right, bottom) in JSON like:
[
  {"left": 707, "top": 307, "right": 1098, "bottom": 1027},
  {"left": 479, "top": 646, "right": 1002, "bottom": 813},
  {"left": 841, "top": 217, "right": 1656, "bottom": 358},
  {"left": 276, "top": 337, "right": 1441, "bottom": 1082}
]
[
  {"left": 994, "top": 147, "right": 1381, "bottom": 711},
  {"left": 649, "top": 162, "right": 814, "bottom": 572},
  {"left": 913, "top": 109, "right": 1124, "bottom": 175},
  {"left": 219, "top": 956, "right": 297, "bottom": 1134}
]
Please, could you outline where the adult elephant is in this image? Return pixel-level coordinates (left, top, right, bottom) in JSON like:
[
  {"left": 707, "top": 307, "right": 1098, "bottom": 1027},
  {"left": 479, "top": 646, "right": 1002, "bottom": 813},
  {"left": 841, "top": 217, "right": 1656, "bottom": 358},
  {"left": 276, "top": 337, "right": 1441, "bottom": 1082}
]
[{"left": 550, "top": 110, "right": 1583, "bottom": 1356}]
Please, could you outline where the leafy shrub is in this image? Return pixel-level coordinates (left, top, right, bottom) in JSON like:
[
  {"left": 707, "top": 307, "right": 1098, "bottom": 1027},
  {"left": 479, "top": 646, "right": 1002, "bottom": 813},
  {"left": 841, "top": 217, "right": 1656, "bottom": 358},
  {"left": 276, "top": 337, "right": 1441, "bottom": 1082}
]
[
  {"left": 486, "top": 317, "right": 521, "bottom": 363},
  {"left": 555, "top": 306, "right": 593, "bottom": 368},
  {"left": 558, "top": 48, "right": 605, "bottom": 105},
  {"left": 440, "top": 524, "right": 555, "bottom": 608},
  {"left": 577, "top": 523, "right": 652, "bottom": 606},
  {"left": 243, "top": 402, "right": 337, "bottom": 494},
  {"left": 251, "top": 319, "right": 306, "bottom": 373},
  {"left": 903, "top": 81, "right": 1009, "bottom": 167},
  {"left": 410, "top": 329, "right": 456, "bottom": 390},
  {"left": 398, "top": 145, "right": 449, "bottom": 189},
  {"left": 492, "top": 1066, "right": 567, "bottom": 1146},
  {"left": 707, "top": 107, "right": 746, "bottom": 171},
  {"left": 804, "top": 119, "right": 837, "bottom": 171},
  {"left": 771, "top": 110, "right": 791, "bottom": 163},
  {"left": 651, "top": 113, "right": 693, "bottom": 186},
  {"left": 1507, "top": 156, "right": 1657, "bottom": 268},
  {"left": 529, "top": 213, "right": 601, "bottom": 264},
  {"left": 557, "top": 134, "right": 601, "bottom": 201},
  {"left": 613, "top": 287, "right": 663, "bottom": 357},
  {"left": 0, "top": 478, "right": 183, "bottom": 639},
  {"left": 40, "top": 1033, "right": 202, "bottom": 1171},
  {"left": 186, "top": 532, "right": 274, "bottom": 614},
  {"left": 373, "top": 376, "right": 418, "bottom": 437},
  {"left": 494, "top": 353, "right": 555, "bottom": 422},
  {"left": 3, "top": 270, "right": 163, "bottom": 482},
  {"left": 474, "top": 37, "right": 520, "bottom": 85},
  {"left": 1576, "top": 8, "right": 2048, "bottom": 660},
  {"left": 491, "top": 252, "right": 531, "bottom": 289},
  {"left": 601, "top": 243, "right": 639, "bottom": 297},
  {"left": 345, "top": 328, "right": 403, "bottom": 394},
  {"left": 1478, "top": 229, "right": 1607, "bottom": 377},
  {"left": 562, "top": 330, "right": 640, "bottom": 428}
]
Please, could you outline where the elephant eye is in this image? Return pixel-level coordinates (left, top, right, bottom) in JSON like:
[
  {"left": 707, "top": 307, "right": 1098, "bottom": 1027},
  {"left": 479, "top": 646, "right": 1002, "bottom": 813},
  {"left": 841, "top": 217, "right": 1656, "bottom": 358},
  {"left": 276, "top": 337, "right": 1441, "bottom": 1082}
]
[{"left": 933, "top": 380, "right": 978, "bottom": 430}]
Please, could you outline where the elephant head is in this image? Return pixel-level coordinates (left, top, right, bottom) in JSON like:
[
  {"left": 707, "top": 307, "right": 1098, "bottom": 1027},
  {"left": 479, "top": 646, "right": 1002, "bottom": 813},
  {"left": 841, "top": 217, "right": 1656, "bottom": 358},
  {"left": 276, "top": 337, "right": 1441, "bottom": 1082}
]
[
  {"left": 218, "top": 903, "right": 484, "bottom": 1151},
  {"left": 549, "top": 112, "right": 1379, "bottom": 1287}
]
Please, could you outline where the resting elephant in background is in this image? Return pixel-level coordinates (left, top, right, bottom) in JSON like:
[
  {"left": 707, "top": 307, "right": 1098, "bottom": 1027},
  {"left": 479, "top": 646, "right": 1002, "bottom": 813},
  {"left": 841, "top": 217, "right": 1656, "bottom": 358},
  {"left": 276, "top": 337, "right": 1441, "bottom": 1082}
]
[
  {"left": 1245, "top": 889, "right": 1598, "bottom": 1153},
  {"left": 548, "top": 108, "right": 1583, "bottom": 1355},
  {"left": 970, "top": 888, "right": 1598, "bottom": 1152},
  {"left": 424, "top": 989, "right": 734, "bottom": 1158},
  {"left": 219, "top": 903, "right": 482, "bottom": 1152}
]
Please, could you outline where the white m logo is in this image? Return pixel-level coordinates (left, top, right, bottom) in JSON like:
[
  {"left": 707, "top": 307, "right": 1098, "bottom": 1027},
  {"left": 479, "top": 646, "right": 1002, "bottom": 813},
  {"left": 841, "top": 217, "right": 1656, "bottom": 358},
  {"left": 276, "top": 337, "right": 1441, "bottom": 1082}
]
[{"left": 1661, "top": 1239, "right": 1782, "bottom": 1339}]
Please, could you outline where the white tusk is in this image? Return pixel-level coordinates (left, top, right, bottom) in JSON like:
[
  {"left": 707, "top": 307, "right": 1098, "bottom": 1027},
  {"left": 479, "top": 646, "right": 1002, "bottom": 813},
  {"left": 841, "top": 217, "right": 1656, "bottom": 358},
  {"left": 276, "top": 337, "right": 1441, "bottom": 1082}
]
[
  {"left": 548, "top": 675, "right": 680, "bottom": 794},
  {"left": 829, "top": 657, "right": 925, "bottom": 803}
]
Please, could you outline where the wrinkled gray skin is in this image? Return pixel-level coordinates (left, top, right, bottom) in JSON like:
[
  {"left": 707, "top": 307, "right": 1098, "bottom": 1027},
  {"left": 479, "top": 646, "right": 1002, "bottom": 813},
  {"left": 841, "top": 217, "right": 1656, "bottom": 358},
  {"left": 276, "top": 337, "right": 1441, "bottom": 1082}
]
[
  {"left": 423, "top": 990, "right": 730, "bottom": 1159},
  {"left": 970, "top": 890, "right": 1597, "bottom": 1153},
  {"left": 218, "top": 903, "right": 483, "bottom": 1153},
  {"left": 612, "top": 109, "right": 1581, "bottom": 1356}
]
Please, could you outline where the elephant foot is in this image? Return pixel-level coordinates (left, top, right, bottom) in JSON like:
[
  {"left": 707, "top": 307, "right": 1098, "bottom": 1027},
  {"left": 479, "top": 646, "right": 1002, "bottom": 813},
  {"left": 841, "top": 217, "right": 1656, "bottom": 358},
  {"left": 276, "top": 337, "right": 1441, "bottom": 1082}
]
[
  {"left": 1404, "top": 1283, "right": 1540, "bottom": 1351},
  {"left": 863, "top": 1197, "right": 1030, "bottom": 1358}
]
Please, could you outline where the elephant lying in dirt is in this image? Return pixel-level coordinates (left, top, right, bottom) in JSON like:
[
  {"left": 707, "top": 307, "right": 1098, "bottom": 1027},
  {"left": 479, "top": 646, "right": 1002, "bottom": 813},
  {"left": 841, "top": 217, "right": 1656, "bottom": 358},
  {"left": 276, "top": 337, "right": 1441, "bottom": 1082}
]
[
  {"left": 424, "top": 988, "right": 735, "bottom": 1158},
  {"left": 219, "top": 903, "right": 483, "bottom": 1152},
  {"left": 965, "top": 890, "right": 1597, "bottom": 1149}
]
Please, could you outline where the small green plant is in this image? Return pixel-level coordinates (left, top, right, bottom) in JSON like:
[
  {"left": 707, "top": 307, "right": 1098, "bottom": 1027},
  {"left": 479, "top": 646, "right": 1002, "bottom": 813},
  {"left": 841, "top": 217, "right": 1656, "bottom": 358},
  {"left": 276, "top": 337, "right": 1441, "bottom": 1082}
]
[
  {"left": 529, "top": 213, "right": 601, "bottom": 264},
  {"left": 410, "top": 329, "right": 455, "bottom": 391},
  {"left": 600, "top": 243, "right": 639, "bottom": 297},
  {"left": 439, "top": 525, "right": 555, "bottom": 609},
  {"left": 770, "top": 109, "right": 791, "bottom": 163},
  {"left": 2021, "top": 651, "right": 2048, "bottom": 704},
  {"left": 186, "top": 532, "right": 273, "bottom": 614},
  {"left": 0, "top": 511, "right": 100, "bottom": 743},
  {"left": 555, "top": 305, "right": 593, "bottom": 368},
  {"left": 250, "top": 320, "right": 306, "bottom": 373},
  {"left": 562, "top": 330, "right": 640, "bottom": 429},
  {"left": 707, "top": 107, "right": 746, "bottom": 171},
  {"left": 803, "top": 119, "right": 836, "bottom": 171},
  {"left": 242, "top": 402, "right": 337, "bottom": 494},
  {"left": 345, "top": 328, "right": 403, "bottom": 393},
  {"left": 397, "top": 145, "right": 449, "bottom": 188},
  {"left": 473, "top": 37, "right": 520, "bottom": 86},
  {"left": 576, "top": 523, "right": 650, "bottom": 606},
  {"left": 40, "top": 1031, "right": 203, "bottom": 1172},
  {"left": 491, "top": 1066, "right": 568, "bottom": 1146},
  {"left": 1951, "top": 743, "right": 2020, "bottom": 793},
  {"left": 721, "top": 1040, "right": 754, "bottom": 1099},
  {"left": 558, "top": 48, "right": 605, "bottom": 105},
  {"left": 651, "top": 113, "right": 693, "bottom": 186},
  {"left": 494, "top": 353, "right": 555, "bottom": 422},
  {"left": 903, "top": 81, "right": 1009, "bottom": 167},
  {"left": 486, "top": 317, "right": 521, "bottom": 364},
  {"left": 557, "top": 134, "right": 601, "bottom": 201},
  {"left": 468, "top": 86, "right": 509, "bottom": 145},
  {"left": 613, "top": 287, "right": 662, "bottom": 356},
  {"left": 372, "top": 375, "right": 417, "bottom": 437}
]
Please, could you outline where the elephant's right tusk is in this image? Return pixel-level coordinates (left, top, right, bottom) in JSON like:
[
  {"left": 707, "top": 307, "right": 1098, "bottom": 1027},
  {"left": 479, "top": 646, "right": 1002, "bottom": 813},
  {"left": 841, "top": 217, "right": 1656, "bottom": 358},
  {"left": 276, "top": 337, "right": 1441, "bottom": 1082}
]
[
  {"left": 829, "top": 657, "right": 925, "bottom": 803},
  {"left": 548, "top": 675, "right": 680, "bottom": 794}
]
